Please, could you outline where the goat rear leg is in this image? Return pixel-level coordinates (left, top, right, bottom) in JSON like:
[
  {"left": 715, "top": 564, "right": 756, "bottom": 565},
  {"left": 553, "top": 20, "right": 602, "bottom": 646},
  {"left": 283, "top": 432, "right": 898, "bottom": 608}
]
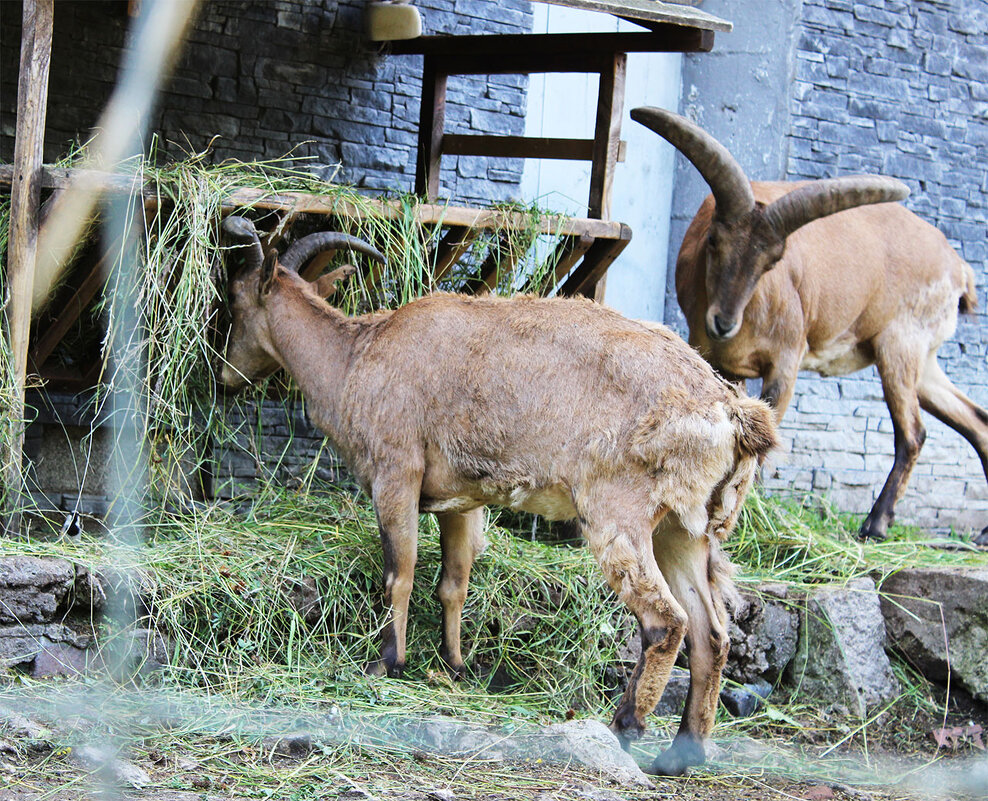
[
  {"left": 367, "top": 477, "right": 421, "bottom": 678},
  {"left": 650, "top": 522, "right": 731, "bottom": 776},
  {"left": 436, "top": 508, "right": 487, "bottom": 678},
  {"left": 860, "top": 346, "right": 925, "bottom": 541},
  {"left": 917, "top": 356, "right": 988, "bottom": 545},
  {"left": 582, "top": 509, "right": 688, "bottom": 750}
]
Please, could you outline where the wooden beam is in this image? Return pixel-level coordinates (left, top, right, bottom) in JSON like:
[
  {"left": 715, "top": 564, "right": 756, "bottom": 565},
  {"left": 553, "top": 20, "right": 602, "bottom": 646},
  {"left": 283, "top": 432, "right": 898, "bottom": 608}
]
[
  {"left": 4, "top": 0, "right": 53, "bottom": 520},
  {"left": 29, "top": 255, "right": 107, "bottom": 371},
  {"left": 549, "top": 233, "right": 596, "bottom": 287},
  {"left": 430, "top": 226, "right": 479, "bottom": 284},
  {"left": 443, "top": 134, "right": 626, "bottom": 162},
  {"left": 558, "top": 224, "right": 633, "bottom": 297},
  {"left": 588, "top": 52, "right": 626, "bottom": 219},
  {"left": 415, "top": 55, "right": 447, "bottom": 200},
  {"left": 389, "top": 30, "right": 715, "bottom": 62},
  {"left": 465, "top": 234, "right": 517, "bottom": 295},
  {"left": 0, "top": 165, "right": 631, "bottom": 240}
]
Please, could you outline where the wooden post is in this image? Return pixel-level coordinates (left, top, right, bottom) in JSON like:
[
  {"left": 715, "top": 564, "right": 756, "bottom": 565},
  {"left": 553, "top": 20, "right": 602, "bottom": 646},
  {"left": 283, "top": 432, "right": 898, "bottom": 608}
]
[
  {"left": 4, "top": 0, "right": 54, "bottom": 527},
  {"left": 588, "top": 52, "right": 626, "bottom": 221},
  {"left": 414, "top": 55, "right": 447, "bottom": 200}
]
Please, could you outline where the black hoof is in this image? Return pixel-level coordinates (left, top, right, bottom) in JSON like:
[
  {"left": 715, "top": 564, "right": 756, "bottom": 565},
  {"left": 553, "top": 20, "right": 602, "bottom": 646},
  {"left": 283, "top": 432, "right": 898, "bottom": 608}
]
[
  {"left": 442, "top": 660, "right": 467, "bottom": 681},
  {"left": 858, "top": 518, "right": 888, "bottom": 542},
  {"left": 647, "top": 736, "right": 705, "bottom": 777},
  {"left": 365, "top": 659, "right": 404, "bottom": 678},
  {"left": 608, "top": 719, "right": 644, "bottom": 752}
]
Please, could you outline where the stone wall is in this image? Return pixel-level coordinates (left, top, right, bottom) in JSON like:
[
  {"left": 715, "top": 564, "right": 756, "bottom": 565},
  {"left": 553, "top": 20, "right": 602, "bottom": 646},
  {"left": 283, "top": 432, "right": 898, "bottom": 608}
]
[
  {"left": 1, "top": 0, "right": 531, "bottom": 206},
  {"left": 671, "top": 0, "right": 987, "bottom": 534}
]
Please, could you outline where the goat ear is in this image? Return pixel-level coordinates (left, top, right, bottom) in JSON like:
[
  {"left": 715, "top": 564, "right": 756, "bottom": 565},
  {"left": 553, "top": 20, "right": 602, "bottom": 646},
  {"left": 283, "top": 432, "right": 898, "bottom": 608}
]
[
  {"left": 259, "top": 250, "right": 278, "bottom": 296},
  {"left": 313, "top": 264, "right": 357, "bottom": 299}
]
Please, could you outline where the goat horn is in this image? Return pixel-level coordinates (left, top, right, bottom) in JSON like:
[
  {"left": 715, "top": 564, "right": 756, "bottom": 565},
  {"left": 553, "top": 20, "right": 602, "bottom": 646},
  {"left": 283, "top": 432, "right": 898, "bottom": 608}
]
[
  {"left": 630, "top": 106, "right": 754, "bottom": 221},
  {"left": 763, "top": 175, "right": 910, "bottom": 240},
  {"left": 221, "top": 215, "right": 264, "bottom": 271},
  {"left": 279, "top": 232, "right": 387, "bottom": 273}
]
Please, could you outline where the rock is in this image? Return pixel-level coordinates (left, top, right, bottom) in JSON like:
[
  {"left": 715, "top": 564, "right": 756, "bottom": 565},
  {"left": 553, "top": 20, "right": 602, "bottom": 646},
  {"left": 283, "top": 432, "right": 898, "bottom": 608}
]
[
  {"left": 262, "top": 733, "right": 315, "bottom": 758},
  {"left": 653, "top": 667, "right": 691, "bottom": 717},
  {"left": 879, "top": 567, "right": 988, "bottom": 704},
  {"left": 70, "top": 744, "right": 151, "bottom": 788},
  {"left": 407, "top": 716, "right": 510, "bottom": 760},
  {"left": 786, "top": 577, "right": 899, "bottom": 716},
  {"left": 720, "top": 679, "right": 772, "bottom": 717},
  {"left": 726, "top": 584, "right": 799, "bottom": 684},
  {"left": 0, "top": 623, "right": 91, "bottom": 674},
  {"left": 0, "top": 557, "right": 75, "bottom": 624},
  {"left": 531, "top": 720, "right": 653, "bottom": 788}
]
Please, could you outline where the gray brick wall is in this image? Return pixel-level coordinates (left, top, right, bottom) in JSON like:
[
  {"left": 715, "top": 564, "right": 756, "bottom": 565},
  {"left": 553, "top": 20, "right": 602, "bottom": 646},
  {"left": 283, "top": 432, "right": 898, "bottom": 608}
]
[
  {"left": 1, "top": 0, "right": 531, "bottom": 206},
  {"left": 672, "top": 0, "right": 987, "bottom": 534}
]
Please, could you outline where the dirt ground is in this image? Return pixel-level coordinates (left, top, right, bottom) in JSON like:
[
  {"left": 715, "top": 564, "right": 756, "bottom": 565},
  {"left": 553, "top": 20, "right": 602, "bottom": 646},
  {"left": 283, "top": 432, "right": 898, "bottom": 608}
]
[{"left": 2, "top": 733, "right": 985, "bottom": 801}]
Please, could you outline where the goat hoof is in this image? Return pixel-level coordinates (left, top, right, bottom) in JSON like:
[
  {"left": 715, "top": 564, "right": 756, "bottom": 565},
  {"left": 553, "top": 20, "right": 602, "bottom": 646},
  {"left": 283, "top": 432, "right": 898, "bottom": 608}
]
[
  {"left": 365, "top": 659, "right": 404, "bottom": 678},
  {"left": 608, "top": 719, "right": 644, "bottom": 752},
  {"left": 442, "top": 661, "right": 468, "bottom": 681},
  {"left": 647, "top": 736, "right": 705, "bottom": 777},
  {"left": 858, "top": 518, "right": 888, "bottom": 542}
]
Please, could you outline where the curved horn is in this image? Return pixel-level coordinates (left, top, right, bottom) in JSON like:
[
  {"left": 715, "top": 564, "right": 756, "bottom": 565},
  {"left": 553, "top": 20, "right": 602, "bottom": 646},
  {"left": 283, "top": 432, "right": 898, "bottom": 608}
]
[
  {"left": 631, "top": 106, "right": 755, "bottom": 221},
  {"left": 280, "top": 232, "right": 386, "bottom": 273},
  {"left": 221, "top": 215, "right": 264, "bottom": 272},
  {"left": 763, "top": 175, "right": 910, "bottom": 240}
]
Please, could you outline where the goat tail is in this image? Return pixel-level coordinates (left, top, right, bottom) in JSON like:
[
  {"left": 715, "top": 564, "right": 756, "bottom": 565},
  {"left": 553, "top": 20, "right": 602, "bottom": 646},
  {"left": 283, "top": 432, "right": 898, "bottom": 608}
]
[
  {"left": 959, "top": 260, "right": 978, "bottom": 314},
  {"left": 706, "top": 395, "right": 778, "bottom": 543}
]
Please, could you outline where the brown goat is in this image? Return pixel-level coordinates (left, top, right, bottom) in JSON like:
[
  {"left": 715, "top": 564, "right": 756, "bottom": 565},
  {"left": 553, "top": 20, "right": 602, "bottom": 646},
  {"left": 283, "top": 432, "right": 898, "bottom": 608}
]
[
  {"left": 219, "top": 215, "right": 777, "bottom": 775},
  {"left": 633, "top": 106, "right": 987, "bottom": 544}
]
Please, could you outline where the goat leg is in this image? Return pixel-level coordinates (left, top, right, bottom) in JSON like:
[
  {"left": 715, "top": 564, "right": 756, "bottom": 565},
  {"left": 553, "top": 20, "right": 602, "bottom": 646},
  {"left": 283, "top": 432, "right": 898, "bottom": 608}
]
[
  {"left": 366, "top": 478, "right": 421, "bottom": 678},
  {"left": 860, "top": 347, "right": 926, "bottom": 541},
  {"left": 650, "top": 525, "right": 731, "bottom": 776},
  {"left": 435, "top": 508, "right": 486, "bottom": 679}
]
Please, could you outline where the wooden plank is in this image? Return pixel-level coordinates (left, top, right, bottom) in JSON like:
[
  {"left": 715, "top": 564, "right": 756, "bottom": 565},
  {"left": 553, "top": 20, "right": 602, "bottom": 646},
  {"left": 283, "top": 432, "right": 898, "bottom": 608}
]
[
  {"left": 540, "top": 1, "right": 732, "bottom": 32},
  {"left": 415, "top": 55, "right": 447, "bottom": 200},
  {"left": 466, "top": 234, "right": 518, "bottom": 295},
  {"left": 0, "top": 165, "right": 631, "bottom": 240},
  {"left": 588, "top": 53, "right": 626, "bottom": 219},
  {"left": 5, "top": 0, "right": 54, "bottom": 516},
  {"left": 389, "top": 31, "right": 715, "bottom": 62},
  {"left": 430, "top": 226, "right": 479, "bottom": 283},
  {"left": 29, "top": 255, "right": 107, "bottom": 370},
  {"left": 443, "top": 134, "right": 626, "bottom": 162},
  {"left": 550, "top": 233, "right": 596, "bottom": 286},
  {"left": 558, "top": 224, "right": 632, "bottom": 297}
]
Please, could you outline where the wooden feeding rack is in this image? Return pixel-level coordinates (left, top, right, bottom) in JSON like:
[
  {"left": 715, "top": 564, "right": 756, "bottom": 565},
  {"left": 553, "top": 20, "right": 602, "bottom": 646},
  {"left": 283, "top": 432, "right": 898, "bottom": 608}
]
[
  {"left": 389, "top": 0, "right": 731, "bottom": 224},
  {"left": 0, "top": 163, "right": 631, "bottom": 391}
]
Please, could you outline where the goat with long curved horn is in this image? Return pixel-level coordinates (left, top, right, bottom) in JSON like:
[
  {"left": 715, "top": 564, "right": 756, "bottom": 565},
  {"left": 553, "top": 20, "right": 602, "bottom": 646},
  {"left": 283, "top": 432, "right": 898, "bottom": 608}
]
[{"left": 633, "top": 106, "right": 986, "bottom": 547}]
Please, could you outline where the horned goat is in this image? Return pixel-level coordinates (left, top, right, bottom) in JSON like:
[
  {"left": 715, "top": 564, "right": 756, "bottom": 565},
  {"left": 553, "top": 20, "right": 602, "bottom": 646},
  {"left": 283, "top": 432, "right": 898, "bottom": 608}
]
[
  {"left": 219, "top": 214, "right": 777, "bottom": 775},
  {"left": 632, "top": 106, "right": 987, "bottom": 545}
]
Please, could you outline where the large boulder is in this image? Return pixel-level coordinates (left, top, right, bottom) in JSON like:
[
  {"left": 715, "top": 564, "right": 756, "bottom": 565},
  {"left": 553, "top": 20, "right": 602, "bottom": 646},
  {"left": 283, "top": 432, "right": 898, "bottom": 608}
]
[
  {"left": 786, "top": 577, "right": 899, "bottom": 716},
  {"left": 725, "top": 583, "right": 799, "bottom": 685},
  {"left": 879, "top": 567, "right": 988, "bottom": 705},
  {"left": 0, "top": 557, "right": 75, "bottom": 624}
]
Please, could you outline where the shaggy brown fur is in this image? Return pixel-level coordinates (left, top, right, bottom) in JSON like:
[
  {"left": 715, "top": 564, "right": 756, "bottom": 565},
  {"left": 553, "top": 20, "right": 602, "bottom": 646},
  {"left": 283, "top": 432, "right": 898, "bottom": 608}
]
[{"left": 221, "top": 232, "right": 776, "bottom": 775}]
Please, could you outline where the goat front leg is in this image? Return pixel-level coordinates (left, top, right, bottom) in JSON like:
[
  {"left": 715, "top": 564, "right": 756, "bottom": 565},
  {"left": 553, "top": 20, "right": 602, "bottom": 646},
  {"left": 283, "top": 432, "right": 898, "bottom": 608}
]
[
  {"left": 861, "top": 343, "right": 925, "bottom": 541},
  {"left": 651, "top": 521, "right": 731, "bottom": 776},
  {"left": 759, "top": 359, "right": 799, "bottom": 422},
  {"left": 435, "top": 508, "right": 487, "bottom": 678},
  {"left": 367, "top": 474, "right": 422, "bottom": 678}
]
